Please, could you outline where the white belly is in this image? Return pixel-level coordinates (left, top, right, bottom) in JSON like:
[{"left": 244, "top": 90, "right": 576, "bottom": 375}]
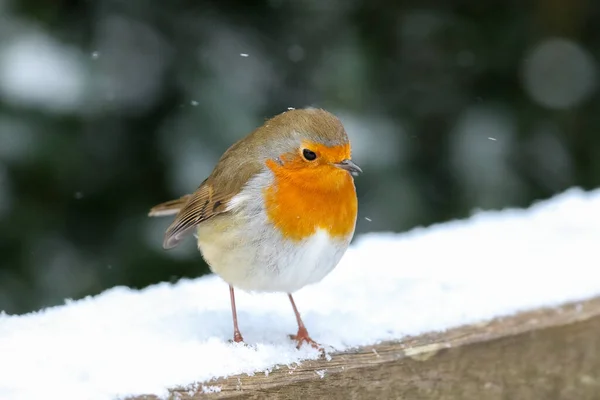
[
  {"left": 243, "top": 228, "right": 348, "bottom": 293},
  {"left": 197, "top": 219, "right": 349, "bottom": 293}
]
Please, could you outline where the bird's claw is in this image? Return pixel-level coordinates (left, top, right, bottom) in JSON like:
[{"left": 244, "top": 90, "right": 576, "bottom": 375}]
[
  {"left": 229, "top": 331, "right": 249, "bottom": 346},
  {"left": 289, "top": 327, "right": 324, "bottom": 355}
]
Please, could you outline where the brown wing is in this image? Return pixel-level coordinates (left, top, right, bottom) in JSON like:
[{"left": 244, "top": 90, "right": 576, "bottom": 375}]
[
  {"left": 152, "top": 128, "right": 265, "bottom": 250},
  {"left": 161, "top": 180, "right": 233, "bottom": 249}
]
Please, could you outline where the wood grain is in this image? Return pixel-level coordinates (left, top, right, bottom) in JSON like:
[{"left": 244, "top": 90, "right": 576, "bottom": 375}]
[{"left": 129, "top": 296, "right": 600, "bottom": 400}]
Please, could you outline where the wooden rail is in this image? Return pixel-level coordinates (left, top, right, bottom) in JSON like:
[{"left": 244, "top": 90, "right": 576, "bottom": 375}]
[{"left": 131, "top": 296, "right": 600, "bottom": 400}]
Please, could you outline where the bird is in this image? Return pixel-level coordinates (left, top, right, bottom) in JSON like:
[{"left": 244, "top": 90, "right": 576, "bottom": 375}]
[{"left": 148, "top": 107, "right": 361, "bottom": 350}]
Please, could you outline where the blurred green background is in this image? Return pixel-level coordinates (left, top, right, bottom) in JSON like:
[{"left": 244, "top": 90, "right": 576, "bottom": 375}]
[{"left": 1, "top": 0, "right": 599, "bottom": 314}]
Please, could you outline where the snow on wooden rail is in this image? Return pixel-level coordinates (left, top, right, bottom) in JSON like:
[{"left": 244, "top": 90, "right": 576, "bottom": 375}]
[
  {"left": 1, "top": 187, "right": 599, "bottom": 400},
  {"left": 131, "top": 296, "right": 600, "bottom": 399}
]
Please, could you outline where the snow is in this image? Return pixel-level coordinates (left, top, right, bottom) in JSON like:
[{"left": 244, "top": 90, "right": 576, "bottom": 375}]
[{"left": 1, "top": 187, "right": 600, "bottom": 400}]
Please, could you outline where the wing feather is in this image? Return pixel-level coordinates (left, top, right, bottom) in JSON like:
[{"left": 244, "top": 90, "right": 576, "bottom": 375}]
[
  {"left": 162, "top": 182, "right": 233, "bottom": 249},
  {"left": 150, "top": 134, "right": 264, "bottom": 250}
]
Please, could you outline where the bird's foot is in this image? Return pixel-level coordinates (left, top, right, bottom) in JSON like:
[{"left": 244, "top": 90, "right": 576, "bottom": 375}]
[
  {"left": 228, "top": 331, "right": 248, "bottom": 346},
  {"left": 289, "top": 326, "right": 324, "bottom": 355}
]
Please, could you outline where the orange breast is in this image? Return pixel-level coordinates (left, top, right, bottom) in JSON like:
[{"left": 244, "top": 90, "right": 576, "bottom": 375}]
[{"left": 263, "top": 159, "right": 358, "bottom": 241}]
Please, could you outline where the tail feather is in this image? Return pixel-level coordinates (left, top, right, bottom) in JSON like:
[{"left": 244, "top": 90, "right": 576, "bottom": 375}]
[{"left": 148, "top": 194, "right": 191, "bottom": 217}]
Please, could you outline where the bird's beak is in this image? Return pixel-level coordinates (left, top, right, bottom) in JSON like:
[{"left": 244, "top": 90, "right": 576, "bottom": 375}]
[{"left": 334, "top": 159, "right": 362, "bottom": 176}]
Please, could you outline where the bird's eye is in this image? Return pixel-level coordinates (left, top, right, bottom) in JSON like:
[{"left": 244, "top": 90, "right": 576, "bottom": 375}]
[{"left": 302, "top": 149, "right": 317, "bottom": 161}]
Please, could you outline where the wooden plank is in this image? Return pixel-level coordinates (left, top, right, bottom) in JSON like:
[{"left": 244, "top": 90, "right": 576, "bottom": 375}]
[{"left": 131, "top": 296, "right": 600, "bottom": 400}]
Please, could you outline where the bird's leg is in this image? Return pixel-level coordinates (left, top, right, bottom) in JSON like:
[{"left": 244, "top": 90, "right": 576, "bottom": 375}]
[
  {"left": 288, "top": 294, "right": 322, "bottom": 351},
  {"left": 229, "top": 285, "right": 244, "bottom": 343}
]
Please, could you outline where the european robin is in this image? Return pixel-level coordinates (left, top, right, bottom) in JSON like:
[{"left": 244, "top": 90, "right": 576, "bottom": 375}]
[{"left": 148, "top": 108, "right": 361, "bottom": 350}]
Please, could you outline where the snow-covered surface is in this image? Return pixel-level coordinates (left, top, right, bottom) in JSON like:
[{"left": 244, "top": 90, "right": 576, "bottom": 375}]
[{"left": 1, "top": 187, "right": 600, "bottom": 400}]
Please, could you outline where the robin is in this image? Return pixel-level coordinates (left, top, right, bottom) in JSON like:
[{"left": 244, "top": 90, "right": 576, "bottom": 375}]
[{"left": 148, "top": 107, "right": 361, "bottom": 350}]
